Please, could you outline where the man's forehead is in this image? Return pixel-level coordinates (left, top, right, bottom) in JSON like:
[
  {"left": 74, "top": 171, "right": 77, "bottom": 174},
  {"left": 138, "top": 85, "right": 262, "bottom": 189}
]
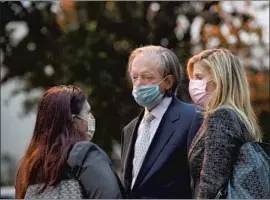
[
  {"left": 131, "top": 53, "right": 162, "bottom": 73},
  {"left": 134, "top": 53, "right": 160, "bottom": 65}
]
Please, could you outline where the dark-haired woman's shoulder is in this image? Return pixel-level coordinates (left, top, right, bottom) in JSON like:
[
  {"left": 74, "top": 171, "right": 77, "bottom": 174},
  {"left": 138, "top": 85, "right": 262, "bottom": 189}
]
[
  {"left": 69, "top": 141, "right": 111, "bottom": 163},
  {"left": 67, "top": 141, "right": 123, "bottom": 199},
  {"left": 67, "top": 141, "right": 106, "bottom": 167}
]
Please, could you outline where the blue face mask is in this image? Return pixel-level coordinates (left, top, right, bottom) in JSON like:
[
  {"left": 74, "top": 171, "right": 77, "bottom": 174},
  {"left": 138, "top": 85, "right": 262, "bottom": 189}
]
[{"left": 132, "top": 78, "right": 167, "bottom": 109}]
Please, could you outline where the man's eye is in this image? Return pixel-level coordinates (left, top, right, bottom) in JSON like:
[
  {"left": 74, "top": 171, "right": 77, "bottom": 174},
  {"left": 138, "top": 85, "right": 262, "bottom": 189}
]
[
  {"left": 145, "top": 76, "right": 153, "bottom": 80},
  {"left": 132, "top": 77, "right": 138, "bottom": 80}
]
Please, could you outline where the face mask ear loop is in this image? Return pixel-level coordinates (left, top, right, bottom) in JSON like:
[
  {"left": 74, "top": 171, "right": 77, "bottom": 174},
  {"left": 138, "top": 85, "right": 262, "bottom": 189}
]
[
  {"left": 157, "top": 75, "right": 169, "bottom": 85},
  {"left": 206, "top": 79, "right": 214, "bottom": 84},
  {"left": 75, "top": 115, "right": 88, "bottom": 122}
]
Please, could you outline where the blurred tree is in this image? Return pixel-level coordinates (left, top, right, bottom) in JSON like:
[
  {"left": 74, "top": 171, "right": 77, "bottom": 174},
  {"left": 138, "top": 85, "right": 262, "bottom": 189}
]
[{"left": 1, "top": 1, "right": 269, "bottom": 154}]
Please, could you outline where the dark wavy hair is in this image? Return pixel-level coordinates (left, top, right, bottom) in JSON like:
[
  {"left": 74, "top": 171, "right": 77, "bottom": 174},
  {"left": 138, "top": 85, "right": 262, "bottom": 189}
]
[{"left": 15, "top": 85, "right": 88, "bottom": 198}]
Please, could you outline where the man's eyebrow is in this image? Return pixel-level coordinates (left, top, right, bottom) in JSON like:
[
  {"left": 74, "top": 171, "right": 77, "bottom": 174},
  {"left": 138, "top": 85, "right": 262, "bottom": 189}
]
[{"left": 141, "top": 71, "right": 155, "bottom": 75}]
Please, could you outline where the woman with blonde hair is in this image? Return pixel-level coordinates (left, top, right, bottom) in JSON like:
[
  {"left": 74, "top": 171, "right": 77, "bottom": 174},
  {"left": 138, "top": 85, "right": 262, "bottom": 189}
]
[{"left": 186, "top": 48, "right": 263, "bottom": 198}]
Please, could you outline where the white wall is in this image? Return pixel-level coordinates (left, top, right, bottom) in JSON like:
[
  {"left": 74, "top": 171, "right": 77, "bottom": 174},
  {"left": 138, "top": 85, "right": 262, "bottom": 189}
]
[{"left": 1, "top": 79, "right": 37, "bottom": 162}]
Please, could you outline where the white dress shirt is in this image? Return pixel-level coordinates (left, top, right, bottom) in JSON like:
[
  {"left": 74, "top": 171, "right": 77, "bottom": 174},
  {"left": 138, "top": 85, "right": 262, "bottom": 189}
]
[{"left": 140, "top": 97, "right": 172, "bottom": 143}]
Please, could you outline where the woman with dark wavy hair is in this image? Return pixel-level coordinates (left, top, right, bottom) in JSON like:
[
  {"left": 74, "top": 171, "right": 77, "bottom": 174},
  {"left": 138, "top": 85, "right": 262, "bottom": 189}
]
[{"left": 15, "top": 85, "right": 124, "bottom": 199}]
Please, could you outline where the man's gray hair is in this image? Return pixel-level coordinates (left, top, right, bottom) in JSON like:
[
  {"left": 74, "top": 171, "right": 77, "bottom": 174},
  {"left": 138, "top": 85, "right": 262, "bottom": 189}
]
[{"left": 127, "top": 45, "right": 182, "bottom": 96}]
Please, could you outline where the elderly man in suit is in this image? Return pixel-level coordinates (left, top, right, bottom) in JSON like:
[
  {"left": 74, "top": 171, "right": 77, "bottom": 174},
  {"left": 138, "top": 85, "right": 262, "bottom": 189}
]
[{"left": 120, "top": 45, "right": 203, "bottom": 198}]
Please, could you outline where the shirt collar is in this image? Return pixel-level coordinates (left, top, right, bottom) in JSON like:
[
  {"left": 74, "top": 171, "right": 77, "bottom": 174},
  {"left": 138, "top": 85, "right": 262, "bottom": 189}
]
[{"left": 144, "top": 97, "right": 172, "bottom": 120}]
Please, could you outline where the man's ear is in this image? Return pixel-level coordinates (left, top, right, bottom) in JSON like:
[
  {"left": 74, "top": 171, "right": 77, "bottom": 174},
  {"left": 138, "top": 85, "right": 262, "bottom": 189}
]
[{"left": 165, "top": 75, "right": 174, "bottom": 90}]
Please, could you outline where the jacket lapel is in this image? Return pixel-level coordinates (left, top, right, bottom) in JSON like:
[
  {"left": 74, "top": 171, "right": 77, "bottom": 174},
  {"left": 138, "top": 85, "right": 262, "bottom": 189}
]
[
  {"left": 133, "top": 97, "right": 180, "bottom": 189},
  {"left": 122, "top": 111, "right": 144, "bottom": 190},
  {"left": 188, "top": 125, "right": 204, "bottom": 159}
]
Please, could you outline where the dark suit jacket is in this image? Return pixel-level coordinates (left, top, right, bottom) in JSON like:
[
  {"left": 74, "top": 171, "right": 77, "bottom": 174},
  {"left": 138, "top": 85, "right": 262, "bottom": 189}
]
[{"left": 120, "top": 97, "right": 203, "bottom": 198}]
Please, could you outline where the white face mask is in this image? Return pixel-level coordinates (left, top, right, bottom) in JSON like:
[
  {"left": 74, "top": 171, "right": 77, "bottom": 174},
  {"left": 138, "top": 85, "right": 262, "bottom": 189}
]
[{"left": 76, "top": 114, "right": 96, "bottom": 140}]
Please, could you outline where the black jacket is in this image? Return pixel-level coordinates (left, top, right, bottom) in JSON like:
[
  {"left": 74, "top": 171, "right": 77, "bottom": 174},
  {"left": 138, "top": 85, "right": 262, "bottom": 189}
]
[{"left": 67, "top": 141, "right": 125, "bottom": 199}]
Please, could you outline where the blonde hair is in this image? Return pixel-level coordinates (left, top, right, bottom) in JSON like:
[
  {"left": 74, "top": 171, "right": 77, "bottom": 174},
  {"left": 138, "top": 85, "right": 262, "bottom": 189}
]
[{"left": 187, "top": 48, "right": 262, "bottom": 142}]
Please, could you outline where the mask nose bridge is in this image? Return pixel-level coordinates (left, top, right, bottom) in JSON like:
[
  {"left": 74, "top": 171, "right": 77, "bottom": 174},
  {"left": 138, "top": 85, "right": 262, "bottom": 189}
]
[{"left": 206, "top": 79, "right": 214, "bottom": 84}]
